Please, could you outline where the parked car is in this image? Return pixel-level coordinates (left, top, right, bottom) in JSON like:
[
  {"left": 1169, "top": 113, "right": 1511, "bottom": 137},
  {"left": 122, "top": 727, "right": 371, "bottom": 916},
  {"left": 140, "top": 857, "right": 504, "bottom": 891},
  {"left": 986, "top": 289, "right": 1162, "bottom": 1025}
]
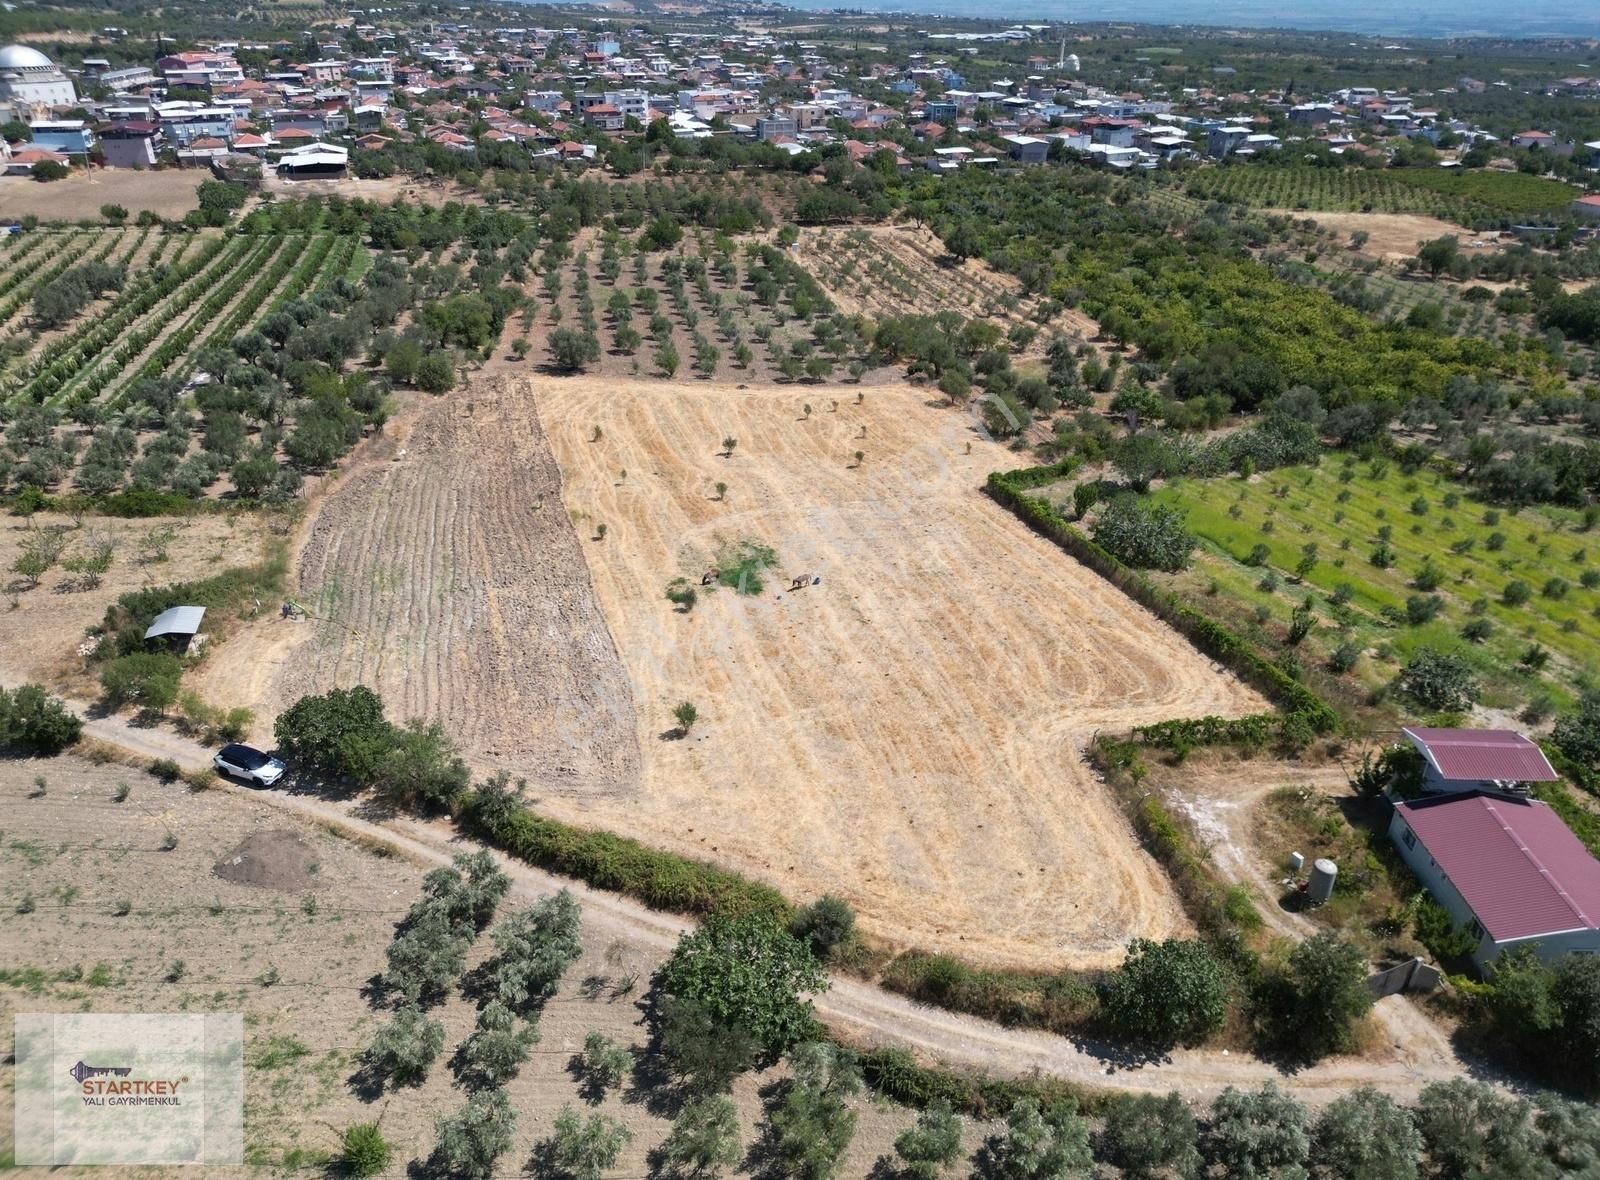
[{"left": 213, "top": 743, "right": 286, "bottom": 787}]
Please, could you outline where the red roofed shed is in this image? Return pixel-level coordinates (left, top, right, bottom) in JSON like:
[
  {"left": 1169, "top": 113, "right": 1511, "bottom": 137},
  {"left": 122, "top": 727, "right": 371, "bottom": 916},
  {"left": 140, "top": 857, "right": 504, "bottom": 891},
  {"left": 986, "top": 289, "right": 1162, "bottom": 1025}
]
[{"left": 1402, "top": 727, "right": 1558, "bottom": 793}]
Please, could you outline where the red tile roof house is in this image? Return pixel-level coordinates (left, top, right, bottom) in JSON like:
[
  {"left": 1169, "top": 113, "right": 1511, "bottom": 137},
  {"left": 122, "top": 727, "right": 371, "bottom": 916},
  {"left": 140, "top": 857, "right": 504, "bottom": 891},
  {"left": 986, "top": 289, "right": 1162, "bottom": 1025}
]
[
  {"left": 1388, "top": 791, "right": 1600, "bottom": 968},
  {"left": 1402, "top": 727, "right": 1558, "bottom": 795}
]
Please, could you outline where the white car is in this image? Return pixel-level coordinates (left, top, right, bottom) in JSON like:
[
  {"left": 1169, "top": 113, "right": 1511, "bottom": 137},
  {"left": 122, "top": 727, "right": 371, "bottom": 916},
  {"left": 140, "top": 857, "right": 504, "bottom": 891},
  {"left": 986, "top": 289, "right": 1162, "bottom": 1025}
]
[{"left": 213, "top": 743, "right": 286, "bottom": 787}]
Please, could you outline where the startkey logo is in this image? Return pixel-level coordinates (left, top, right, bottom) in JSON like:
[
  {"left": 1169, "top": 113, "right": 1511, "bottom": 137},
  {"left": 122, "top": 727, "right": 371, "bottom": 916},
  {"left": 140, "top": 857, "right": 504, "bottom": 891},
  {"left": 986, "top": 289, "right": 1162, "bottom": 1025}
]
[{"left": 70, "top": 1059, "right": 188, "bottom": 1106}]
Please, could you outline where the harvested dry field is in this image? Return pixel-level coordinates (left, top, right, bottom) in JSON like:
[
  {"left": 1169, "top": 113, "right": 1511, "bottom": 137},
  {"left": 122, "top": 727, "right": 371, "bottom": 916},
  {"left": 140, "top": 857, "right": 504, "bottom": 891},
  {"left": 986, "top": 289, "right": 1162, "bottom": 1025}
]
[
  {"left": 1266, "top": 210, "right": 1501, "bottom": 259},
  {"left": 539, "top": 377, "right": 1264, "bottom": 969},
  {"left": 277, "top": 376, "right": 639, "bottom": 791},
  {"left": 0, "top": 169, "right": 206, "bottom": 222}
]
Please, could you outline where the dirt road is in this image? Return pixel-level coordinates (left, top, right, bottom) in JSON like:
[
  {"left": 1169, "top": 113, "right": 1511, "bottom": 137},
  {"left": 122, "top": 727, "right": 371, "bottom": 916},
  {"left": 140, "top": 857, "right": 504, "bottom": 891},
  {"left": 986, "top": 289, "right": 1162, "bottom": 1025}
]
[{"left": 48, "top": 694, "right": 1474, "bottom": 1106}]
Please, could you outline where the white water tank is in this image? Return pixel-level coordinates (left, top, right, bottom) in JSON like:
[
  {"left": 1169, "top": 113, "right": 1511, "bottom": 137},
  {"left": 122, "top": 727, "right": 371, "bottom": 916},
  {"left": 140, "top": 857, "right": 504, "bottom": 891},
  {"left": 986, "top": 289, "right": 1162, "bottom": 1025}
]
[
  {"left": 1288, "top": 851, "right": 1304, "bottom": 873},
  {"left": 1308, "top": 858, "right": 1338, "bottom": 905}
]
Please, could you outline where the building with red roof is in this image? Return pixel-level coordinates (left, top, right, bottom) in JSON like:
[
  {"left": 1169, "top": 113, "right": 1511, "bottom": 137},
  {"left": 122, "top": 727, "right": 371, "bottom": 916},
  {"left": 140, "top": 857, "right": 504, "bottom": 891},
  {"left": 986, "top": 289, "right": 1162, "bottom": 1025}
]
[
  {"left": 1389, "top": 791, "right": 1600, "bottom": 968},
  {"left": 1402, "top": 727, "right": 1558, "bottom": 794}
]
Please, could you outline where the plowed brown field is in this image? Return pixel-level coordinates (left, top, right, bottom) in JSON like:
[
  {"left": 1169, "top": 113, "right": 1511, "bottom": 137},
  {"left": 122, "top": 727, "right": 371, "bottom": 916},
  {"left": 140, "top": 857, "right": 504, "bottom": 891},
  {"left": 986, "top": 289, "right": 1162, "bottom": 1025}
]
[
  {"left": 537, "top": 376, "right": 1264, "bottom": 969},
  {"left": 276, "top": 377, "right": 639, "bottom": 792}
]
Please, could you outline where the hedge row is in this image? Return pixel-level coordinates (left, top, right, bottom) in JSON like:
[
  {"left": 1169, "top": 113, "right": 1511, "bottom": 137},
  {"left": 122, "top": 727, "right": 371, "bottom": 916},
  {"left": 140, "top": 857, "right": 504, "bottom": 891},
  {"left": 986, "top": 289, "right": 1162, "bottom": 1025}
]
[
  {"left": 455, "top": 789, "right": 793, "bottom": 923},
  {"left": 857, "top": 1045, "right": 1123, "bottom": 1118},
  {"left": 877, "top": 952, "right": 1098, "bottom": 1036},
  {"left": 985, "top": 468, "right": 1337, "bottom": 738}
]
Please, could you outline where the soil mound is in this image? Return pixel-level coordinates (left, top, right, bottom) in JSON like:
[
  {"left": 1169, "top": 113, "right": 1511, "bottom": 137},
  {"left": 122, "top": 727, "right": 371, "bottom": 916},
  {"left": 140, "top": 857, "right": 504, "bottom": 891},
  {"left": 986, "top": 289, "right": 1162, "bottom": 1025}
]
[{"left": 214, "top": 830, "right": 320, "bottom": 891}]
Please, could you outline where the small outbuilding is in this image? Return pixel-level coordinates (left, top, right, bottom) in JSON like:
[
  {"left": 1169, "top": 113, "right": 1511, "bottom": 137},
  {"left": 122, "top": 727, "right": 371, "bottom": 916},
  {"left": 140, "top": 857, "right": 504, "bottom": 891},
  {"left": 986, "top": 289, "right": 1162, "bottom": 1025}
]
[
  {"left": 1401, "top": 726, "right": 1558, "bottom": 795},
  {"left": 144, "top": 605, "right": 205, "bottom": 651}
]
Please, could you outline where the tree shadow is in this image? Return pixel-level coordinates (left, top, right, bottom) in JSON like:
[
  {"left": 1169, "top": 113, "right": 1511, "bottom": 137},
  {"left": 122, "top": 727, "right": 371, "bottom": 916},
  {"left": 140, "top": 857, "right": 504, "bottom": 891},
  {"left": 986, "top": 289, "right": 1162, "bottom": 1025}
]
[
  {"left": 523, "top": 1137, "right": 560, "bottom": 1178},
  {"left": 344, "top": 1055, "right": 427, "bottom": 1102},
  {"left": 566, "top": 1053, "right": 613, "bottom": 1106},
  {"left": 358, "top": 972, "right": 393, "bottom": 1010},
  {"left": 1065, "top": 1031, "right": 1173, "bottom": 1072},
  {"left": 623, "top": 1048, "right": 687, "bottom": 1119}
]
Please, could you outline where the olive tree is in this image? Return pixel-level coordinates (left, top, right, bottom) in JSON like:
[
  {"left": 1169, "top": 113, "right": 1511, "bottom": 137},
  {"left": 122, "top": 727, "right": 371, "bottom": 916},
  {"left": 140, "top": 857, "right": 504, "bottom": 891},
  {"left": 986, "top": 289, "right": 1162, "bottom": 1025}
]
[
  {"left": 1091, "top": 495, "right": 1197, "bottom": 572},
  {"left": 487, "top": 889, "right": 583, "bottom": 1011},
  {"left": 894, "top": 1098, "right": 964, "bottom": 1180},
  {"left": 1098, "top": 1092, "right": 1199, "bottom": 1180},
  {"left": 426, "top": 1090, "right": 515, "bottom": 1180},
  {"left": 364, "top": 1004, "right": 444, "bottom": 1086},
  {"left": 1203, "top": 1084, "right": 1310, "bottom": 1180},
  {"left": 765, "top": 1043, "right": 860, "bottom": 1180},
  {"left": 458, "top": 1001, "right": 538, "bottom": 1087},
  {"left": 546, "top": 1104, "right": 631, "bottom": 1180},
  {"left": 980, "top": 1097, "right": 1093, "bottom": 1180},
  {"left": 1312, "top": 1087, "right": 1421, "bottom": 1180},
  {"left": 576, "top": 1032, "right": 631, "bottom": 1098},
  {"left": 660, "top": 1094, "right": 741, "bottom": 1176}
]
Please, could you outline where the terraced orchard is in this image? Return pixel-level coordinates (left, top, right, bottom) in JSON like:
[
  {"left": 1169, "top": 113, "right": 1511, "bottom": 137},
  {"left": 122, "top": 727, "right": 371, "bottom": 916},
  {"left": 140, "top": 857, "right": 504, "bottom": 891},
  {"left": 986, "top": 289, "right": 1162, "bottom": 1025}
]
[
  {"left": 801, "top": 223, "right": 1102, "bottom": 352},
  {"left": 519, "top": 226, "right": 885, "bottom": 385},
  {"left": 1150, "top": 460, "right": 1600, "bottom": 714}
]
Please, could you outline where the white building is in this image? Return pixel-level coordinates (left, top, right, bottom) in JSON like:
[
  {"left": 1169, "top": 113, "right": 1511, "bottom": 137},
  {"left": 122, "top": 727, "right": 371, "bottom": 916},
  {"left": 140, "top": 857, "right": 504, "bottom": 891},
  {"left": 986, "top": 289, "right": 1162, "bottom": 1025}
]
[
  {"left": 603, "top": 88, "right": 649, "bottom": 124},
  {"left": 1390, "top": 791, "right": 1600, "bottom": 970},
  {"left": 0, "top": 45, "right": 77, "bottom": 111}
]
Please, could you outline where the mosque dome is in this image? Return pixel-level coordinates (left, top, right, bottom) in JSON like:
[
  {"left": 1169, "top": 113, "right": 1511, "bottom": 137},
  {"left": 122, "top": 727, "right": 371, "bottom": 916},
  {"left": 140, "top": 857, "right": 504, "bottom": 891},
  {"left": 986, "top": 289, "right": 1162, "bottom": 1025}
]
[{"left": 0, "top": 45, "right": 56, "bottom": 71}]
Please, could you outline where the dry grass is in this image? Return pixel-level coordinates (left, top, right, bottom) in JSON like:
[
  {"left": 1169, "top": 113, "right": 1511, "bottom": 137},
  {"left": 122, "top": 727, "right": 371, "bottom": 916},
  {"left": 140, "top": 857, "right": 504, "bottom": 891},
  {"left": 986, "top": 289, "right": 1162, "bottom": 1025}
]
[
  {"left": 0, "top": 508, "right": 268, "bottom": 698},
  {"left": 0, "top": 753, "right": 970, "bottom": 1177},
  {"left": 538, "top": 374, "right": 1264, "bottom": 970},
  {"left": 0, "top": 170, "right": 208, "bottom": 223}
]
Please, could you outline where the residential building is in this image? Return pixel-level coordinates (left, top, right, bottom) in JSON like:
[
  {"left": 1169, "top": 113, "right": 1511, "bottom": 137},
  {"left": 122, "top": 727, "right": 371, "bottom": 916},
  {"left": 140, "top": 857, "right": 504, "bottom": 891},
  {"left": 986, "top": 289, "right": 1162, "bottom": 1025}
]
[
  {"left": 98, "top": 120, "right": 160, "bottom": 166},
  {"left": 155, "top": 103, "right": 236, "bottom": 146},
  {"left": 28, "top": 119, "right": 96, "bottom": 156},
  {"left": 1206, "top": 125, "right": 1251, "bottom": 157},
  {"left": 99, "top": 66, "right": 155, "bottom": 92},
  {"left": 1000, "top": 133, "right": 1048, "bottom": 163},
  {"left": 1511, "top": 129, "right": 1555, "bottom": 149},
  {"left": 583, "top": 103, "right": 623, "bottom": 132},
  {"left": 603, "top": 88, "right": 649, "bottom": 123},
  {"left": 157, "top": 51, "right": 244, "bottom": 88},
  {"left": 754, "top": 113, "right": 796, "bottom": 141},
  {"left": 1389, "top": 791, "right": 1600, "bottom": 969},
  {"left": 1574, "top": 194, "right": 1600, "bottom": 221},
  {"left": 350, "top": 56, "right": 394, "bottom": 81},
  {"left": 298, "top": 61, "right": 346, "bottom": 85}
]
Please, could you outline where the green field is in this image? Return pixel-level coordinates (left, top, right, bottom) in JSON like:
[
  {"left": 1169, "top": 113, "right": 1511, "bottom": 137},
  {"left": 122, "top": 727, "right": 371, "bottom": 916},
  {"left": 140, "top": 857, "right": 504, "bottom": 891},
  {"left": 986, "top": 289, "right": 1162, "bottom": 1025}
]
[
  {"left": 1181, "top": 165, "right": 1579, "bottom": 226},
  {"left": 1149, "top": 460, "right": 1600, "bottom": 714}
]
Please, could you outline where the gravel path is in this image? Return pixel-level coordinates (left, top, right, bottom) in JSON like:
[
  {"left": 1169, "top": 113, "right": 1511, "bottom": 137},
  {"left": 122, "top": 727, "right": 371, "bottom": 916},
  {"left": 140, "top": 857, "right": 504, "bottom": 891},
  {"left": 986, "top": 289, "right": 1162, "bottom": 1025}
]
[{"left": 43, "top": 702, "right": 1480, "bottom": 1107}]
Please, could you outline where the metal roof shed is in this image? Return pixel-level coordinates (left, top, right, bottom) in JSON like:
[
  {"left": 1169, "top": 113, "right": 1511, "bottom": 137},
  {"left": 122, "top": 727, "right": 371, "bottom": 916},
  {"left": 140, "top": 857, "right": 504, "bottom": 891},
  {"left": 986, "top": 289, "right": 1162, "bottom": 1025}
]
[{"left": 144, "top": 605, "right": 206, "bottom": 641}]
